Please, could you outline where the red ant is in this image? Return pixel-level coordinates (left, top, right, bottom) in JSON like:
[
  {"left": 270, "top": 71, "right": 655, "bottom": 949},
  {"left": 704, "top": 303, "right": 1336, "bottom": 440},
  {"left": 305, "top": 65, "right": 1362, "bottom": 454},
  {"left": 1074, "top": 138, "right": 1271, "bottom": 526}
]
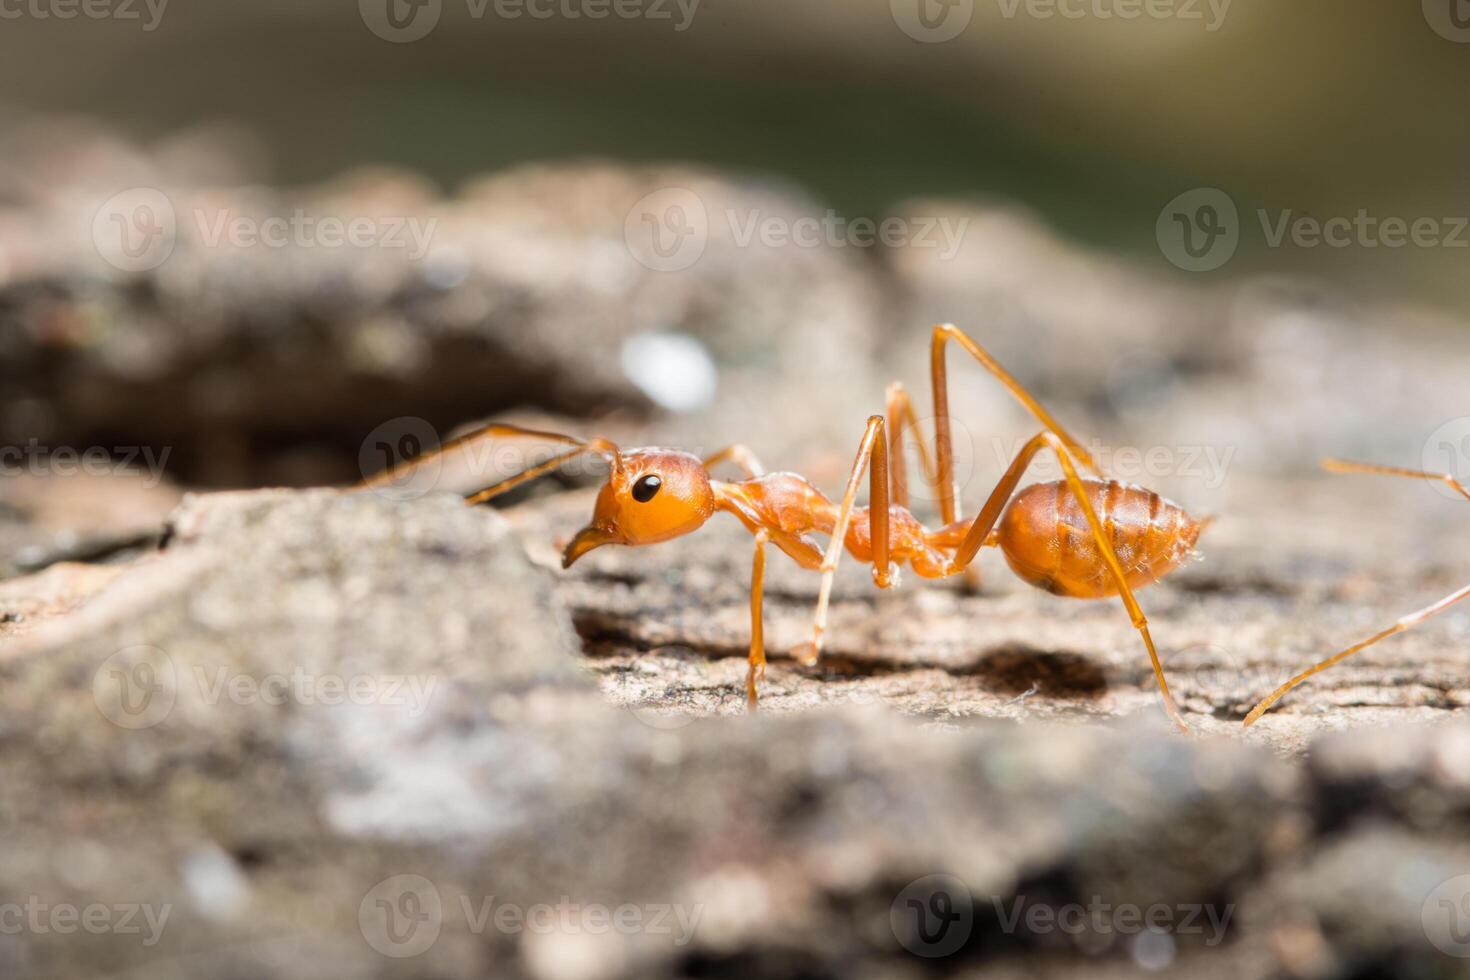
[
  {"left": 1244, "top": 458, "right": 1470, "bottom": 726},
  {"left": 364, "top": 325, "right": 1209, "bottom": 733}
]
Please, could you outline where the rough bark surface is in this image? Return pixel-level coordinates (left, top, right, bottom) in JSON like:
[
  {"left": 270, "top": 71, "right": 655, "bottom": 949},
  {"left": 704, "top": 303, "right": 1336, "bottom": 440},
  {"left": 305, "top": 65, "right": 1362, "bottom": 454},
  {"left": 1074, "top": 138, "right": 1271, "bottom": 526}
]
[{"left": 3, "top": 147, "right": 1470, "bottom": 978}]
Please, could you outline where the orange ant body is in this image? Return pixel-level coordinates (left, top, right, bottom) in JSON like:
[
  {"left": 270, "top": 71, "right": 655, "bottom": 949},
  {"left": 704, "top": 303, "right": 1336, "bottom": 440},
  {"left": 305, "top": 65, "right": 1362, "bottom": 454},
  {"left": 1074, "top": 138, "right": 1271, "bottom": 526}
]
[
  {"left": 1244, "top": 458, "right": 1470, "bottom": 726},
  {"left": 365, "top": 325, "right": 1209, "bottom": 733}
]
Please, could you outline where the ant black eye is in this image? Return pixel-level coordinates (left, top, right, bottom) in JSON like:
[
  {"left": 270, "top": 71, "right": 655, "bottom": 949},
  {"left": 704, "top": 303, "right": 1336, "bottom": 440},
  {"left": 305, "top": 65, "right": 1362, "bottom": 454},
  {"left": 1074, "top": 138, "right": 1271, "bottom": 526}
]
[{"left": 631, "top": 474, "right": 662, "bottom": 503}]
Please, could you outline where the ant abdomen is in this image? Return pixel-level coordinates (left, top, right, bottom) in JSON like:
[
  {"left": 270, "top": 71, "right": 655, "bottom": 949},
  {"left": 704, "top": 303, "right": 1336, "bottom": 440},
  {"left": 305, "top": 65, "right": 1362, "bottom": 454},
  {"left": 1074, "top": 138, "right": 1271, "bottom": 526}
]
[{"left": 997, "top": 480, "right": 1204, "bottom": 599}]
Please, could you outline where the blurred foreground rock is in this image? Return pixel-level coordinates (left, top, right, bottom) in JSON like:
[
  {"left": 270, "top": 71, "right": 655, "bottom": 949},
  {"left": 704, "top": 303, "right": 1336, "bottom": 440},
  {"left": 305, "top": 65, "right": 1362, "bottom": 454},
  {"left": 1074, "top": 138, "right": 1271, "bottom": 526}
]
[{"left": 0, "top": 490, "right": 1468, "bottom": 978}]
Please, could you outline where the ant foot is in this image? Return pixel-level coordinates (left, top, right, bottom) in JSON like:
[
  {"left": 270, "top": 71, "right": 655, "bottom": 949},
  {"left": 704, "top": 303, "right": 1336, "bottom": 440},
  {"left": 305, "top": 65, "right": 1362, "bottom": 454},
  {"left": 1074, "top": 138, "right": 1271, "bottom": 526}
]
[
  {"left": 871, "top": 563, "right": 902, "bottom": 589},
  {"left": 792, "top": 641, "right": 821, "bottom": 667},
  {"left": 744, "top": 662, "right": 765, "bottom": 711}
]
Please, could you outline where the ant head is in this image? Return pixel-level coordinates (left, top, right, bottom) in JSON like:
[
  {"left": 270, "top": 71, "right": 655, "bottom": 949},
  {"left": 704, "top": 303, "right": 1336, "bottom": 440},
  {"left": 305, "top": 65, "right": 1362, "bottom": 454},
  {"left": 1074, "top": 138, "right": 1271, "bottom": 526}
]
[{"left": 562, "top": 447, "right": 715, "bottom": 568}]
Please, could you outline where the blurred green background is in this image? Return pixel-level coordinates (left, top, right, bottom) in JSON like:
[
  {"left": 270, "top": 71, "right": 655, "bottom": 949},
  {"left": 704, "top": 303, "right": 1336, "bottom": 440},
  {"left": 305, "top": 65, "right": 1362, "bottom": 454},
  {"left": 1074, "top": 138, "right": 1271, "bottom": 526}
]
[{"left": 3, "top": 0, "right": 1468, "bottom": 305}]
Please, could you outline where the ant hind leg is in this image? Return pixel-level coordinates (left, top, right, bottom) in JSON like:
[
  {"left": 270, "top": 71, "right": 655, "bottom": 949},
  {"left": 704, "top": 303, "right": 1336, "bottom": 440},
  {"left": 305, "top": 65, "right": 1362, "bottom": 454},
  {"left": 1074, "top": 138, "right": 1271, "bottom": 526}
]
[
  {"left": 1322, "top": 457, "right": 1470, "bottom": 502},
  {"left": 1243, "top": 457, "right": 1470, "bottom": 726},
  {"left": 943, "top": 430, "right": 1191, "bottom": 735},
  {"left": 1243, "top": 582, "right": 1470, "bottom": 727}
]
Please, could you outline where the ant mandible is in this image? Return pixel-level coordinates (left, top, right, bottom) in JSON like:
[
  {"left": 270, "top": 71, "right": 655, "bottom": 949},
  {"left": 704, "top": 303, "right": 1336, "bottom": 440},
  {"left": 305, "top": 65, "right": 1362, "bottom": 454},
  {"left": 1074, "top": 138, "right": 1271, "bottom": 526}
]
[
  {"left": 363, "top": 325, "right": 1209, "bottom": 734},
  {"left": 1243, "top": 457, "right": 1470, "bottom": 726}
]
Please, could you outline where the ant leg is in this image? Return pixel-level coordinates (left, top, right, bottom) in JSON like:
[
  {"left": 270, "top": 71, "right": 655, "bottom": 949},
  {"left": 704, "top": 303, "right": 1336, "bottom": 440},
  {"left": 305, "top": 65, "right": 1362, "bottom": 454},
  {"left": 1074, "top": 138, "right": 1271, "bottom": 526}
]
[
  {"left": 885, "top": 382, "right": 940, "bottom": 509},
  {"left": 1242, "top": 583, "right": 1470, "bottom": 727},
  {"left": 929, "top": 323, "right": 1100, "bottom": 525},
  {"left": 1241, "top": 458, "right": 1470, "bottom": 726},
  {"left": 360, "top": 421, "right": 585, "bottom": 489},
  {"left": 464, "top": 438, "right": 623, "bottom": 505},
  {"left": 704, "top": 445, "right": 766, "bottom": 479},
  {"left": 357, "top": 419, "right": 622, "bottom": 505},
  {"left": 945, "top": 430, "right": 1190, "bottom": 735},
  {"left": 746, "top": 529, "right": 771, "bottom": 710},
  {"left": 889, "top": 380, "right": 979, "bottom": 589},
  {"left": 1321, "top": 457, "right": 1470, "bottom": 503},
  {"left": 793, "top": 415, "right": 893, "bottom": 666}
]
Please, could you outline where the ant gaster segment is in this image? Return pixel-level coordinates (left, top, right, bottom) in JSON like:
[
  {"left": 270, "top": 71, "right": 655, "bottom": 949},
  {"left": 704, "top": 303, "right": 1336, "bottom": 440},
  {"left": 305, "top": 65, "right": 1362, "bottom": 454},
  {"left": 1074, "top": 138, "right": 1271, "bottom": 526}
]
[
  {"left": 362, "top": 325, "right": 1209, "bottom": 734},
  {"left": 1243, "top": 458, "right": 1470, "bottom": 727}
]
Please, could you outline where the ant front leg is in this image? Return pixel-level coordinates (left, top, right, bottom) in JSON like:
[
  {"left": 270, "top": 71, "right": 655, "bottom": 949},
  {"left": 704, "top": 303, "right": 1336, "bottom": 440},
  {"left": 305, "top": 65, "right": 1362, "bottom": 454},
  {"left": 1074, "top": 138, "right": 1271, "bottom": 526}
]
[
  {"left": 945, "top": 430, "right": 1191, "bottom": 735},
  {"left": 356, "top": 419, "right": 618, "bottom": 504},
  {"left": 746, "top": 528, "right": 771, "bottom": 710},
  {"left": 793, "top": 415, "right": 894, "bottom": 667}
]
